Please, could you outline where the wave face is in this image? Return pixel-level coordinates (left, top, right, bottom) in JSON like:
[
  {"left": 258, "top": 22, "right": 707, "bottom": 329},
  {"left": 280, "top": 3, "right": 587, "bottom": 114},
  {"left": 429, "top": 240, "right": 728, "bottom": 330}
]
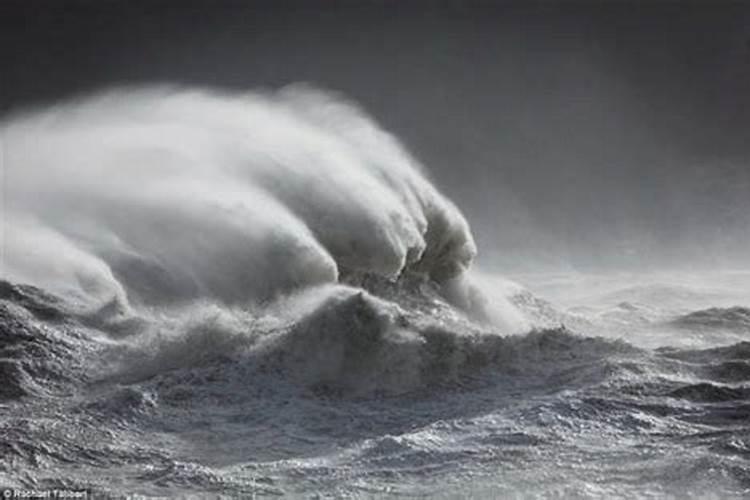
[{"left": 2, "top": 88, "right": 750, "bottom": 498}]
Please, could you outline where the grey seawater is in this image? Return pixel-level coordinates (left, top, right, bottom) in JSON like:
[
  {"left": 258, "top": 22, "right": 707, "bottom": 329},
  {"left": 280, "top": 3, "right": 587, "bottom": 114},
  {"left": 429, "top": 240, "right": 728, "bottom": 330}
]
[{"left": 1, "top": 276, "right": 749, "bottom": 499}]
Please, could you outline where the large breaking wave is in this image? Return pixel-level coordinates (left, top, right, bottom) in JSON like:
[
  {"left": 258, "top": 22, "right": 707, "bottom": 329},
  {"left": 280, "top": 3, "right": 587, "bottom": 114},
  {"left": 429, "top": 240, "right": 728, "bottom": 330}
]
[
  {"left": 0, "top": 84, "right": 538, "bottom": 407},
  {"left": 1, "top": 86, "right": 499, "bottom": 317}
]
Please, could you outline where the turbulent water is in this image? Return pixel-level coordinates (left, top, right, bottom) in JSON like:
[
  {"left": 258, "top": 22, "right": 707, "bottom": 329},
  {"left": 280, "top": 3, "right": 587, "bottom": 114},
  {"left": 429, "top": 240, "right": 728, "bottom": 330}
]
[{"left": 1, "top": 87, "right": 750, "bottom": 498}]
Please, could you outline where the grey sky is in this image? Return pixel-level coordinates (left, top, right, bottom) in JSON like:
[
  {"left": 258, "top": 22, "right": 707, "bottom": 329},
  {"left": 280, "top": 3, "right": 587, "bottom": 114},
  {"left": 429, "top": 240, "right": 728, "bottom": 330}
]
[{"left": 3, "top": 1, "right": 749, "bottom": 271}]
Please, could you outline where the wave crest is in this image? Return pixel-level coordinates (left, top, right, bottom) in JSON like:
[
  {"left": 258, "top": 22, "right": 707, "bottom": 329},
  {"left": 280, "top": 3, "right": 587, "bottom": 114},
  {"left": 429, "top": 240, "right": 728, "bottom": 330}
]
[{"left": 2, "top": 86, "right": 476, "bottom": 312}]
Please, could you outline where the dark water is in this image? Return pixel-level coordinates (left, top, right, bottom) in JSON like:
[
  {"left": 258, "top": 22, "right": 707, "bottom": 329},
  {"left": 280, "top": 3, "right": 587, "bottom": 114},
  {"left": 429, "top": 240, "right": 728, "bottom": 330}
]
[{"left": 1, "top": 274, "right": 749, "bottom": 499}]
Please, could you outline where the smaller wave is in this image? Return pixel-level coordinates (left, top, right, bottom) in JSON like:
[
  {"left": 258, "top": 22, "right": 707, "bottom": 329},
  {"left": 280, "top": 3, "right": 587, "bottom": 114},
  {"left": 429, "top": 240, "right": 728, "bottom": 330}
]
[
  {"left": 0, "top": 281, "right": 69, "bottom": 322},
  {"left": 670, "top": 307, "right": 750, "bottom": 332},
  {"left": 668, "top": 382, "right": 750, "bottom": 403},
  {"left": 0, "top": 281, "right": 89, "bottom": 400},
  {"left": 83, "top": 386, "right": 159, "bottom": 421},
  {"left": 704, "top": 360, "right": 750, "bottom": 383},
  {"left": 584, "top": 282, "right": 735, "bottom": 311},
  {"left": 658, "top": 342, "right": 750, "bottom": 363}
]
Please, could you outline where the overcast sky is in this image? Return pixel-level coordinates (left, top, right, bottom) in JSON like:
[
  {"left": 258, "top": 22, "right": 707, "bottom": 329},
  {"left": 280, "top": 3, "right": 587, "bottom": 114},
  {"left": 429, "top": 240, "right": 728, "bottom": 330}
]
[{"left": 3, "top": 0, "right": 749, "bottom": 271}]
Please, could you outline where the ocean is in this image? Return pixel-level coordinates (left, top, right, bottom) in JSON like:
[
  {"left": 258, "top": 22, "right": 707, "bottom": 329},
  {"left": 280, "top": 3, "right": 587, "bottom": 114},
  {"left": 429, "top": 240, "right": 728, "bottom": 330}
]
[{"left": 1, "top": 87, "right": 749, "bottom": 499}]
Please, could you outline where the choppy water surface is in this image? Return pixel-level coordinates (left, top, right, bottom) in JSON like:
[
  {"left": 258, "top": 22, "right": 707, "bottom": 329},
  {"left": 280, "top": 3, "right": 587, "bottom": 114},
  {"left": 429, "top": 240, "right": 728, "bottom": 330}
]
[{"left": 2, "top": 272, "right": 750, "bottom": 498}]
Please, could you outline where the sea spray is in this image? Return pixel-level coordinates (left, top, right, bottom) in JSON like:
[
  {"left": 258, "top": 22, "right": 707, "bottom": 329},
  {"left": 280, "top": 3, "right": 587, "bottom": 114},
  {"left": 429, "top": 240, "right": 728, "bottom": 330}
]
[{"left": 1, "top": 85, "right": 523, "bottom": 330}]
